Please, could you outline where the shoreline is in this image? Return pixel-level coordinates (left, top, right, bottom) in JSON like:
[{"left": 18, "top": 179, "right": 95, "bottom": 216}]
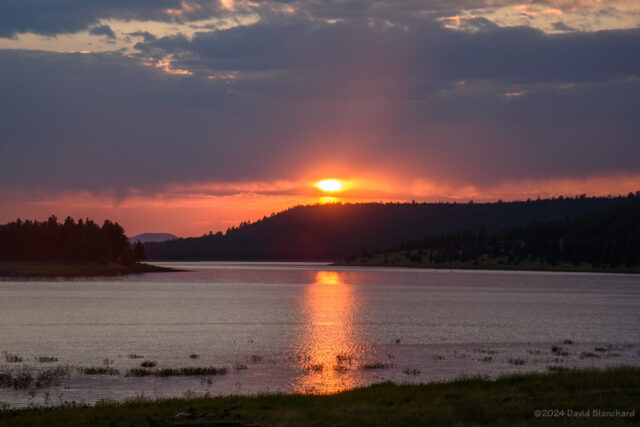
[
  {"left": 0, "top": 367, "right": 638, "bottom": 426},
  {"left": 0, "top": 261, "right": 179, "bottom": 278},
  {"left": 334, "top": 258, "right": 640, "bottom": 275}
]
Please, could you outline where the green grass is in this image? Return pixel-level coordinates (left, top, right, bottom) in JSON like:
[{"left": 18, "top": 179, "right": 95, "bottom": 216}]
[
  {"left": 335, "top": 252, "right": 640, "bottom": 274},
  {"left": 1, "top": 367, "right": 639, "bottom": 426},
  {"left": 0, "top": 261, "right": 176, "bottom": 277}
]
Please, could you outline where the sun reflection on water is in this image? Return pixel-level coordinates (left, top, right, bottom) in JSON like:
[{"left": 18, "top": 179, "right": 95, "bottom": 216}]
[{"left": 292, "top": 271, "right": 365, "bottom": 394}]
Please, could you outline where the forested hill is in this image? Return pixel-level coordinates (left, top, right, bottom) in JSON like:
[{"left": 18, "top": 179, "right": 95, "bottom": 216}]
[
  {"left": 345, "top": 193, "right": 640, "bottom": 270},
  {"left": 145, "top": 194, "right": 638, "bottom": 261}
]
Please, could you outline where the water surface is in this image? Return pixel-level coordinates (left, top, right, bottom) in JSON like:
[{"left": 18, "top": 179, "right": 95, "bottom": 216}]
[{"left": 1, "top": 262, "right": 639, "bottom": 407}]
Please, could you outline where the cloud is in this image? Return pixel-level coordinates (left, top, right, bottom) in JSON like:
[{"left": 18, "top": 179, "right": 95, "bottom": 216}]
[{"left": 89, "top": 24, "right": 116, "bottom": 39}]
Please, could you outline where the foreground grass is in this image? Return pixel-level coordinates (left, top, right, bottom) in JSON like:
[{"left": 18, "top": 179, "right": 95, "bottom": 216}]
[
  {"left": 1, "top": 367, "right": 639, "bottom": 426},
  {"left": 0, "top": 261, "right": 176, "bottom": 278},
  {"left": 336, "top": 252, "right": 640, "bottom": 274}
]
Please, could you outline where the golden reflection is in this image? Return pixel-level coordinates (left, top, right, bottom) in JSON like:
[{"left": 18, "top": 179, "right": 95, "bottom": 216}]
[{"left": 292, "top": 271, "right": 363, "bottom": 394}]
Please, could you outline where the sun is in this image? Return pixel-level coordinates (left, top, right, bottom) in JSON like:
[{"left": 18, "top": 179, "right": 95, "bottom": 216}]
[{"left": 316, "top": 179, "right": 343, "bottom": 193}]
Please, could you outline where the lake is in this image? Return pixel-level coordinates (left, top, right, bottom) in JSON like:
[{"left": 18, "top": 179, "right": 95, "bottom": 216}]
[{"left": 1, "top": 262, "right": 639, "bottom": 408}]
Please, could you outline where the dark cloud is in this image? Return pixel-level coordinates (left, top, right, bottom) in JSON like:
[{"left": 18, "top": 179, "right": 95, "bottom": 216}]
[
  {"left": 135, "top": 18, "right": 640, "bottom": 97},
  {"left": 1, "top": 46, "right": 639, "bottom": 195},
  {"left": 89, "top": 24, "right": 116, "bottom": 39},
  {"left": 1, "top": 2, "right": 639, "bottom": 196}
]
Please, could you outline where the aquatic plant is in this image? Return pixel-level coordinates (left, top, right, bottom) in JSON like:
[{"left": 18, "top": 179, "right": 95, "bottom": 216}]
[
  {"left": 126, "top": 367, "right": 228, "bottom": 377},
  {"left": 562, "top": 339, "right": 574, "bottom": 345},
  {"left": 403, "top": 368, "right": 420, "bottom": 375},
  {"left": 508, "top": 358, "right": 526, "bottom": 365},
  {"left": 580, "top": 352, "right": 600, "bottom": 359},
  {"left": 304, "top": 364, "right": 324, "bottom": 372},
  {"left": 127, "top": 354, "right": 144, "bottom": 359},
  {"left": 3, "top": 352, "right": 23, "bottom": 363},
  {"left": 551, "top": 346, "right": 569, "bottom": 356},
  {"left": 36, "top": 366, "right": 70, "bottom": 388},
  {"left": 189, "top": 354, "right": 199, "bottom": 359},
  {"left": 36, "top": 356, "right": 58, "bottom": 363},
  {"left": 79, "top": 367, "right": 120, "bottom": 376},
  {"left": 234, "top": 364, "right": 248, "bottom": 371},
  {"left": 362, "top": 362, "right": 389, "bottom": 370},
  {"left": 479, "top": 357, "right": 493, "bottom": 363},
  {"left": 0, "top": 366, "right": 33, "bottom": 389},
  {"left": 141, "top": 360, "right": 157, "bottom": 368},
  {"left": 335, "top": 353, "right": 352, "bottom": 363}
]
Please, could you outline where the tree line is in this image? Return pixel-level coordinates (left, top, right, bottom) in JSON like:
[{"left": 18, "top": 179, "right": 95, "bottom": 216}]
[
  {"left": 0, "top": 216, "right": 145, "bottom": 265},
  {"left": 145, "top": 194, "right": 635, "bottom": 261},
  {"left": 379, "top": 192, "right": 640, "bottom": 268}
]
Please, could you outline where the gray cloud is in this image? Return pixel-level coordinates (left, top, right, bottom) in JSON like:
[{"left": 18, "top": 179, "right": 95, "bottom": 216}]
[
  {"left": 1, "top": 45, "right": 639, "bottom": 195},
  {"left": 89, "top": 24, "right": 116, "bottom": 39}
]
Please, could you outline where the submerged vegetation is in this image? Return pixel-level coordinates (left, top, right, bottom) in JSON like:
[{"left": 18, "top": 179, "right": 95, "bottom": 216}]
[{"left": 0, "top": 367, "right": 638, "bottom": 426}]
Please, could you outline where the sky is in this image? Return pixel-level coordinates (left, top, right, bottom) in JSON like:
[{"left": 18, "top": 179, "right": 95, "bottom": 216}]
[{"left": 1, "top": 0, "right": 640, "bottom": 236}]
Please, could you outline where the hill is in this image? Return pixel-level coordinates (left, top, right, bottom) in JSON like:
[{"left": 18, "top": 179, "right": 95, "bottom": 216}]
[
  {"left": 144, "top": 194, "right": 637, "bottom": 261},
  {"left": 341, "top": 194, "right": 640, "bottom": 272},
  {"left": 130, "top": 233, "right": 179, "bottom": 244}
]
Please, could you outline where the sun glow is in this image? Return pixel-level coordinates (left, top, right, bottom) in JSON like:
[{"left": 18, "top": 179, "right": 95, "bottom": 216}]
[{"left": 316, "top": 179, "right": 343, "bottom": 193}]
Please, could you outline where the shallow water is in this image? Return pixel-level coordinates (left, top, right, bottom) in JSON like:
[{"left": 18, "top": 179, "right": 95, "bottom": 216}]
[{"left": 1, "top": 262, "right": 639, "bottom": 407}]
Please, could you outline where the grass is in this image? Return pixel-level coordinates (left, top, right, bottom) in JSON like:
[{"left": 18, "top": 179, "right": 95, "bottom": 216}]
[
  {"left": 1, "top": 366, "right": 639, "bottom": 426},
  {"left": 140, "top": 360, "right": 157, "bottom": 368},
  {"left": 36, "top": 356, "right": 58, "bottom": 363},
  {"left": 0, "top": 261, "right": 177, "bottom": 278}
]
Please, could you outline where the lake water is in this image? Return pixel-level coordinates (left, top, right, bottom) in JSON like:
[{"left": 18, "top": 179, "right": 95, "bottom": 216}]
[{"left": 1, "top": 262, "right": 640, "bottom": 408}]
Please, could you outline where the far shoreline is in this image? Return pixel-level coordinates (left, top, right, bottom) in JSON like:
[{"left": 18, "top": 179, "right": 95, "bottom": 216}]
[
  {"left": 332, "top": 259, "right": 640, "bottom": 275},
  {"left": 0, "top": 261, "right": 180, "bottom": 278}
]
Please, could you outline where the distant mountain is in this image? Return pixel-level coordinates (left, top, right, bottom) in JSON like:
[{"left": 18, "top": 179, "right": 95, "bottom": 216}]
[
  {"left": 130, "top": 233, "right": 179, "bottom": 244},
  {"left": 144, "top": 194, "right": 637, "bottom": 261}
]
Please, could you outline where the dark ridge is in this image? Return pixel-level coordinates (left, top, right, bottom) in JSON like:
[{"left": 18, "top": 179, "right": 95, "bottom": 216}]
[{"left": 144, "top": 193, "right": 638, "bottom": 261}]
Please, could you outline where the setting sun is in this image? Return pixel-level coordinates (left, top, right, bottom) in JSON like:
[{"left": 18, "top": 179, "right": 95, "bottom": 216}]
[{"left": 316, "top": 179, "right": 343, "bottom": 192}]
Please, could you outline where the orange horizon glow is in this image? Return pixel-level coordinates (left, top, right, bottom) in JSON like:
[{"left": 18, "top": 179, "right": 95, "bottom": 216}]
[{"left": 1, "top": 172, "right": 639, "bottom": 237}]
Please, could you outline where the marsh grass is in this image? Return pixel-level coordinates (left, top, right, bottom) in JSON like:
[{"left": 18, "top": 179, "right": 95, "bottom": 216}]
[
  {"left": 234, "top": 364, "right": 248, "bottom": 371},
  {"left": 140, "top": 360, "right": 157, "bottom": 368},
  {"left": 304, "top": 364, "right": 324, "bottom": 372},
  {"left": 127, "top": 354, "right": 144, "bottom": 359},
  {"left": 126, "top": 367, "right": 228, "bottom": 377},
  {"left": 189, "top": 354, "right": 199, "bottom": 359},
  {"left": 0, "top": 367, "right": 32, "bottom": 389},
  {"left": 250, "top": 355, "right": 263, "bottom": 363},
  {"left": 2, "top": 352, "right": 22, "bottom": 363},
  {"left": 79, "top": 367, "right": 120, "bottom": 376},
  {"left": 36, "top": 356, "right": 58, "bottom": 363},
  {"left": 362, "top": 362, "right": 389, "bottom": 370},
  {"left": 35, "top": 366, "right": 70, "bottom": 388},
  {"left": 335, "top": 353, "right": 352, "bottom": 363},
  {"left": 551, "top": 345, "right": 569, "bottom": 356},
  {"left": 507, "top": 358, "right": 526, "bottom": 366},
  {"left": 580, "top": 352, "right": 601, "bottom": 359},
  {"left": 2, "top": 367, "right": 639, "bottom": 426},
  {"left": 403, "top": 368, "right": 420, "bottom": 375}
]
